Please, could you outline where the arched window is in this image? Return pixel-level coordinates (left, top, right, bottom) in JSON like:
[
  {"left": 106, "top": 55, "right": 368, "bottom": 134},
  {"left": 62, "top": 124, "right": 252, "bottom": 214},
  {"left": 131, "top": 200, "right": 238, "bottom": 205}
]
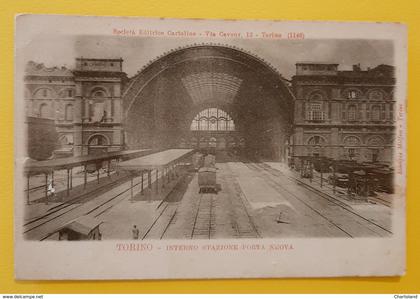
[
  {"left": 59, "top": 89, "right": 75, "bottom": 98},
  {"left": 368, "top": 90, "right": 384, "bottom": 100},
  {"left": 34, "top": 88, "right": 53, "bottom": 99},
  {"left": 88, "top": 135, "right": 108, "bottom": 146},
  {"left": 367, "top": 136, "right": 384, "bottom": 146},
  {"left": 371, "top": 105, "right": 381, "bottom": 121},
  {"left": 39, "top": 103, "right": 50, "bottom": 118},
  {"left": 307, "top": 136, "right": 325, "bottom": 146},
  {"left": 190, "top": 108, "right": 235, "bottom": 131},
  {"left": 92, "top": 90, "right": 106, "bottom": 98},
  {"left": 65, "top": 104, "right": 73, "bottom": 121},
  {"left": 347, "top": 105, "right": 357, "bottom": 121},
  {"left": 309, "top": 92, "right": 324, "bottom": 101},
  {"left": 344, "top": 136, "right": 360, "bottom": 146}
]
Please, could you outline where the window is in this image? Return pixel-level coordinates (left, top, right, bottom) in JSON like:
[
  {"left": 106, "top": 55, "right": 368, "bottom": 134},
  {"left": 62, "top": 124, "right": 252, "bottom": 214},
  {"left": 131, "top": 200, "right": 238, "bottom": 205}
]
[
  {"left": 59, "top": 89, "right": 74, "bottom": 98},
  {"left": 308, "top": 136, "right": 325, "bottom": 146},
  {"left": 89, "top": 135, "right": 108, "bottom": 146},
  {"left": 89, "top": 102, "right": 106, "bottom": 122},
  {"left": 190, "top": 108, "right": 235, "bottom": 131},
  {"left": 92, "top": 90, "right": 106, "bottom": 98},
  {"left": 371, "top": 105, "right": 381, "bottom": 121},
  {"left": 347, "top": 105, "right": 357, "bottom": 121},
  {"left": 368, "top": 90, "right": 384, "bottom": 100},
  {"left": 39, "top": 103, "right": 50, "bottom": 118},
  {"left": 89, "top": 90, "right": 107, "bottom": 122},
  {"left": 367, "top": 136, "right": 384, "bottom": 147},
  {"left": 346, "top": 89, "right": 360, "bottom": 99},
  {"left": 348, "top": 148, "right": 356, "bottom": 159},
  {"left": 307, "top": 102, "right": 324, "bottom": 121},
  {"left": 309, "top": 93, "right": 323, "bottom": 101},
  {"left": 344, "top": 136, "right": 360, "bottom": 146},
  {"left": 65, "top": 104, "right": 73, "bottom": 121}
]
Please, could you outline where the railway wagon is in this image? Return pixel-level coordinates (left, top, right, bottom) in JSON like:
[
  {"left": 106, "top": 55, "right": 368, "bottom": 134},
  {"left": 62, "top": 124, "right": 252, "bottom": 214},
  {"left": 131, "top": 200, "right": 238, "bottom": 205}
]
[
  {"left": 198, "top": 167, "right": 217, "bottom": 193},
  {"left": 203, "top": 154, "right": 216, "bottom": 168},
  {"left": 192, "top": 152, "right": 204, "bottom": 171}
]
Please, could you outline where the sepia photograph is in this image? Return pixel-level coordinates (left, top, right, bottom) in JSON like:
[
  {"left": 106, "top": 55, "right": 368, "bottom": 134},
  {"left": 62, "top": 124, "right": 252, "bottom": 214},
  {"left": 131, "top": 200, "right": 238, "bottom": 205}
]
[{"left": 14, "top": 15, "right": 407, "bottom": 279}]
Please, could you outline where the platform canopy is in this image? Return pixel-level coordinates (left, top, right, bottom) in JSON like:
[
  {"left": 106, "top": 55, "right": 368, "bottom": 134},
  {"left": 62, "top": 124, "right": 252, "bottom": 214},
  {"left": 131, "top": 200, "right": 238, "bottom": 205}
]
[
  {"left": 24, "top": 149, "right": 152, "bottom": 174},
  {"left": 116, "top": 149, "right": 195, "bottom": 172}
]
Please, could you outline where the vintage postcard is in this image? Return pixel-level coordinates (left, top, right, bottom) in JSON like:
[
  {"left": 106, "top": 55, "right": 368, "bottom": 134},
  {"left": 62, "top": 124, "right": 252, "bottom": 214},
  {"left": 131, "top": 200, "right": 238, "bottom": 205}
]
[{"left": 14, "top": 15, "right": 407, "bottom": 279}]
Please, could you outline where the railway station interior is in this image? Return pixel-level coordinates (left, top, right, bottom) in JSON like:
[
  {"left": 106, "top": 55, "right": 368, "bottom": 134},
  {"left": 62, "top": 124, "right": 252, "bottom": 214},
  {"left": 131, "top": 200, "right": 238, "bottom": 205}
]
[{"left": 22, "top": 45, "right": 395, "bottom": 240}]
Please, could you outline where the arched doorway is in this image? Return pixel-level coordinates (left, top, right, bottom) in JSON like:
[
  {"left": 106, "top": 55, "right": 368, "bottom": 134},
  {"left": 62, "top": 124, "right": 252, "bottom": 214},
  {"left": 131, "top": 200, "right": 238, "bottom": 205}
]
[
  {"left": 87, "top": 134, "right": 109, "bottom": 155},
  {"left": 123, "top": 45, "right": 294, "bottom": 161}
]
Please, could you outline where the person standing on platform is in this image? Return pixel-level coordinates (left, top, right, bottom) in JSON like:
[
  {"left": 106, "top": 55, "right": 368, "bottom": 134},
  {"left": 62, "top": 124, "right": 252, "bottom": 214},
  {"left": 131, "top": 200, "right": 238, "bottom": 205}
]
[
  {"left": 132, "top": 225, "right": 140, "bottom": 239},
  {"left": 47, "top": 180, "right": 55, "bottom": 203}
]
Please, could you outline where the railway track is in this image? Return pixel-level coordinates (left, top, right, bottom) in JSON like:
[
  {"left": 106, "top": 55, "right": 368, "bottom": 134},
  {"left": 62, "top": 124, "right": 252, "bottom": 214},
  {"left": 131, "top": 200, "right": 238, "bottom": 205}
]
[
  {"left": 222, "top": 164, "right": 261, "bottom": 238},
  {"left": 141, "top": 173, "right": 192, "bottom": 240},
  {"left": 23, "top": 174, "right": 133, "bottom": 234},
  {"left": 190, "top": 192, "right": 215, "bottom": 239},
  {"left": 24, "top": 172, "right": 157, "bottom": 240},
  {"left": 141, "top": 164, "right": 261, "bottom": 240},
  {"left": 142, "top": 190, "right": 216, "bottom": 240},
  {"left": 246, "top": 162, "right": 392, "bottom": 237},
  {"left": 29, "top": 166, "right": 187, "bottom": 241}
]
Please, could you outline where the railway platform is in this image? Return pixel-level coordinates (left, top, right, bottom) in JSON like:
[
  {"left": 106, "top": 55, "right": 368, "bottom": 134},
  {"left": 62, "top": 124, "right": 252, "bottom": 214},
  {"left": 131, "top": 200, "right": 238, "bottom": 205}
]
[{"left": 22, "top": 150, "right": 393, "bottom": 241}]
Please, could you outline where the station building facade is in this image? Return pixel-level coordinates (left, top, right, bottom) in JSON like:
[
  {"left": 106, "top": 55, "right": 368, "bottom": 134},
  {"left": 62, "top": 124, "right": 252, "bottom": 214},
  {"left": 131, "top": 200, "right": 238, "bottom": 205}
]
[
  {"left": 24, "top": 57, "right": 395, "bottom": 165},
  {"left": 291, "top": 63, "right": 395, "bottom": 165},
  {"left": 24, "top": 59, "right": 127, "bottom": 157}
]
